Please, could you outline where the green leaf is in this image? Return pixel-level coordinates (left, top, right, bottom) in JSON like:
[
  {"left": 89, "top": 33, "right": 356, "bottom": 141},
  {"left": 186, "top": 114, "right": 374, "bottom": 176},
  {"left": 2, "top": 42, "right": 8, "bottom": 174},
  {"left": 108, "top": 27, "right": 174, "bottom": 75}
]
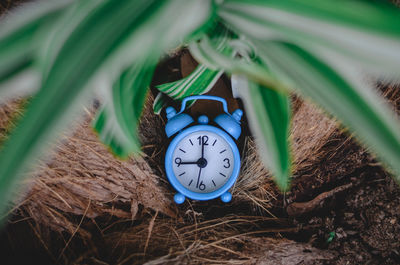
[
  {"left": 0, "top": 0, "right": 73, "bottom": 100},
  {"left": 189, "top": 35, "right": 289, "bottom": 92},
  {"left": 219, "top": 0, "right": 400, "bottom": 76},
  {"left": 186, "top": 26, "right": 292, "bottom": 189},
  {"left": 156, "top": 64, "right": 223, "bottom": 99},
  {"left": 254, "top": 41, "right": 400, "bottom": 182},
  {"left": 153, "top": 25, "right": 231, "bottom": 114},
  {"left": 93, "top": 61, "right": 156, "bottom": 158},
  {"left": 236, "top": 74, "right": 292, "bottom": 190},
  {"left": 153, "top": 92, "right": 169, "bottom": 115},
  {"left": 154, "top": 64, "right": 223, "bottom": 113},
  {"left": 0, "top": 0, "right": 214, "bottom": 220},
  {"left": 94, "top": 0, "right": 214, "bottom": 83}
]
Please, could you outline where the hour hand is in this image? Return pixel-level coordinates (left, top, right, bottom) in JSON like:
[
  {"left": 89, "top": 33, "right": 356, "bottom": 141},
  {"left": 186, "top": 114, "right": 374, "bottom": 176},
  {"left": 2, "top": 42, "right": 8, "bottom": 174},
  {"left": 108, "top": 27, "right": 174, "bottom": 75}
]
[{"left": 175, "top": 158, "right": 198, "bottom": 167}]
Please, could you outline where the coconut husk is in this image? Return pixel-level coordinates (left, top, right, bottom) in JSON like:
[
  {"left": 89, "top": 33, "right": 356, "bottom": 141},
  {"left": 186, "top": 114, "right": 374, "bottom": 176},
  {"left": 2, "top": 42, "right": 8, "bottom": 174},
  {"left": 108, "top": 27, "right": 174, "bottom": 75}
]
[
  {"left": 0, "top": 100, "right": 22, "bottom": 145},
  {"left": 233, "top": 137, "right": 278, "bottom": 214},
  {"left": 7, "top": 95, "right": 176, "bottom": 235},
  {"left": 98, "top": 214, "right": 335, "bottom": 265},
  {"left": 288, "top": 82, "right": 400, "bottom": 206}
]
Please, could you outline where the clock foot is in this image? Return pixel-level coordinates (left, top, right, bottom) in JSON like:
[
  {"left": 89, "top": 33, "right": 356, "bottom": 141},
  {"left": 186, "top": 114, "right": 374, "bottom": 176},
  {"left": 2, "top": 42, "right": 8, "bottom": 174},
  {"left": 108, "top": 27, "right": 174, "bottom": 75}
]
[
  {"left": 220, "top": 192, "right": 232, "bottom": 203},
  {"left": 174, "top": 193, "right": 186, "bottom": 204}
]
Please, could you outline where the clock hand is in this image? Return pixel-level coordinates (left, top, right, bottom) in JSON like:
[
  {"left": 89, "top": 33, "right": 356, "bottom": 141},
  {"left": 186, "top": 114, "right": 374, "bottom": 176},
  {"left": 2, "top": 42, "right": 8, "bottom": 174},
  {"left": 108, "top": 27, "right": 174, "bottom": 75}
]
[
  {"left": 201, "top": 137, "right": 205, "bottom": 159},
  {"left": 196, "top": 167, "right": 202, "bottom": 188},
  {"left": 175, "top": 157, "right": 198, "bottom": 167},
  {"left": 178, "top": 161, "right": 198, "bottom": 165}
]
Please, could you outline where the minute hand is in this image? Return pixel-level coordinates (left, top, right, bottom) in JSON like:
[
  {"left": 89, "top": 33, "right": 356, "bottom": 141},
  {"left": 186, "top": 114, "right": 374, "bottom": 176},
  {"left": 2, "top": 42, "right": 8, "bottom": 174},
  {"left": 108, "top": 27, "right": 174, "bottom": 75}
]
[{"left": 196, "top": 167, "right": 202, "bottom": 188}]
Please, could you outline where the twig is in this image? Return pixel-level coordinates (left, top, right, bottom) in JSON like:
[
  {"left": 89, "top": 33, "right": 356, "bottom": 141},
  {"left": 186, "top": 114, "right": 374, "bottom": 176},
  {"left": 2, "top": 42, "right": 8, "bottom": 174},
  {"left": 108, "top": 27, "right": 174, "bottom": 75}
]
[{"left": 287, "top": 183, "right": 353, "bottom": 216}]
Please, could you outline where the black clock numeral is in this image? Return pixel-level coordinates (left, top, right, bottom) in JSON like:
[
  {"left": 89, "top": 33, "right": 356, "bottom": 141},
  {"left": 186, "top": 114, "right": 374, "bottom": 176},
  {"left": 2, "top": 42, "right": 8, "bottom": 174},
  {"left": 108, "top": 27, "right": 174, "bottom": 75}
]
[
  {"left": 197, "top": 135, "right": 209, "bottom": 145},
  {"left": 223, "top": 158, "right": 230, "bottom": 168},
  {"left": 175, "top": 157, "right": 182, "bottom": 166},
  {"left": 198, "top": 181, "right": 206, "bottom": 191}
]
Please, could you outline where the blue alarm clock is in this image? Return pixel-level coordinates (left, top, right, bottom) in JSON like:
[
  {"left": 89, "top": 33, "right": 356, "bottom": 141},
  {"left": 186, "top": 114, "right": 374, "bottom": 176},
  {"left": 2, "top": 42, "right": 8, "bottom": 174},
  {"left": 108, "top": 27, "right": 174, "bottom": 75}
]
[{"left": 164, "top": 95, "right": 243, "bottom": 204}]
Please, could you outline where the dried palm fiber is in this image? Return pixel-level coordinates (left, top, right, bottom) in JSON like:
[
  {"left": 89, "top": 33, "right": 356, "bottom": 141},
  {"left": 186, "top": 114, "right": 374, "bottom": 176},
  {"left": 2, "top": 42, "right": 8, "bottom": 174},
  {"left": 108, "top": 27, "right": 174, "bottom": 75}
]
[
  {"left": 288, "top": 82, "right": 400, "bottom": 206},
  {"left": 0, "top": 96, "right": 275, "bottom": 232},
  {"left": 99, "top": 214, "right": 336, "bottom": 265},
  {"left": 2, "top": 95, "right": 176, "bottom": 234},
  {"left": 233, "top": 137, "right": 278, "bottom": 213},
  {"left": 0, "top": 99, "right": 24, "bottom": 146},
  {"left": 225, "top": 81, "right": 400, "bottom": 219}
]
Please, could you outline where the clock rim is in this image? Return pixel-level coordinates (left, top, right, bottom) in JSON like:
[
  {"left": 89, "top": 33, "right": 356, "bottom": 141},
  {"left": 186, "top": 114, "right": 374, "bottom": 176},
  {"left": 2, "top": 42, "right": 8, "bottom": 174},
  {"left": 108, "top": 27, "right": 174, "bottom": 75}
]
[{"left": 165, "top": 125, "right": 240, "bottom": 201}]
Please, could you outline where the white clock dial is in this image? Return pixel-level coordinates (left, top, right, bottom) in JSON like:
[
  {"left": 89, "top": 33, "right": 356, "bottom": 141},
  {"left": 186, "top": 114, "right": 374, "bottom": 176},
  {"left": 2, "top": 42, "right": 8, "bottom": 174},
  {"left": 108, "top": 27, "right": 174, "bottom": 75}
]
[{"left": 172, "top": 130, "right": 235, "bottom": 193}]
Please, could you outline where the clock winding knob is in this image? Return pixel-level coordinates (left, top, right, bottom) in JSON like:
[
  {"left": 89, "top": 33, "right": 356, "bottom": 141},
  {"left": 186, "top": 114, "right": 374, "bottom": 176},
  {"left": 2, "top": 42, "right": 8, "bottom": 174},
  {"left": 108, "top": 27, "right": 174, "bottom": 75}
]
[{"left": 198, "top": 115, "right": 209, "bottom": 124}]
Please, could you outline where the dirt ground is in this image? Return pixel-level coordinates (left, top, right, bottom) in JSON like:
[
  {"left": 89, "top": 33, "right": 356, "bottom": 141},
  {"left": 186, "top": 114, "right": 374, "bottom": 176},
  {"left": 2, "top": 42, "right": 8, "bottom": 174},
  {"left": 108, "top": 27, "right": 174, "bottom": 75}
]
[{"left": 289, "top": 168, "right": 400, "bottom": 264}]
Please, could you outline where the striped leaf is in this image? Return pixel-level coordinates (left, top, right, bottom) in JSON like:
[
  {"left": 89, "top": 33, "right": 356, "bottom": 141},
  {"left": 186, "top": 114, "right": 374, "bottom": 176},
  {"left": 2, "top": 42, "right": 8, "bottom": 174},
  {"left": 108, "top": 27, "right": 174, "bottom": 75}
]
[
  {"left": 154, "top": 64, "right": 223, "bottom": 114},
  {"left": 153, "top": 25, "right": 231, "bottom": 114},
  {"left": 0, "top": 0, "right": 213, "bottom": 219},
  {"left": 153, "top": 92, "right": 169, "bottom": 115},
  {"left": 94, "top": 61, "right": 156, "bottom": 158},
  {"left": 254, "top": 41, "right": 400, "bottom": 182},
  {"left": 236, "top": 74, "right": 292, "bottom": 190},
  {"left": 218, "top": 0, "right": 400, "bottom": 76}
]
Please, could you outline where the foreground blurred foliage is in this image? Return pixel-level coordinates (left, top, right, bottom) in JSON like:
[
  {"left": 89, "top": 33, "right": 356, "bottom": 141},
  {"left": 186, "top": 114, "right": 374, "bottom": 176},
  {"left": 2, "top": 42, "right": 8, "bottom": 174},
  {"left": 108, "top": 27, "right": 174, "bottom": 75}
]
[{"left": 0, "top": 0, "right": 400, "bottom": 220}]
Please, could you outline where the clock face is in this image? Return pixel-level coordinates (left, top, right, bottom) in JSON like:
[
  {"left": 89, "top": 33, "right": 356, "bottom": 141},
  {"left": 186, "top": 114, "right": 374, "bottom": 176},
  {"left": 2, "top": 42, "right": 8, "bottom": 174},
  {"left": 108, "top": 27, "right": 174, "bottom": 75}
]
[{"left": 172, "top": 130, "right": 235, "bottom": 193}]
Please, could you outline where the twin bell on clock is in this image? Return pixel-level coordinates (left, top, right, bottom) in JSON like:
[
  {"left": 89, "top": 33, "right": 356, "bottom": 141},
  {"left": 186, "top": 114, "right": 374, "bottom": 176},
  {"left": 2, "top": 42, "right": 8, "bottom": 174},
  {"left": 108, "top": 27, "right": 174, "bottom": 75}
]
[{"left": 164, "top": 95, "right": 243, "bottom": 204}]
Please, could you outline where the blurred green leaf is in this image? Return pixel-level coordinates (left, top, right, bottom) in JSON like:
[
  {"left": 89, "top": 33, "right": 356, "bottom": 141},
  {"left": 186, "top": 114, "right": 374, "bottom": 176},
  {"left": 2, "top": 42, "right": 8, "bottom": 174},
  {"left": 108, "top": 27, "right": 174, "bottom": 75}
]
[
  {"left": 237, "top": 74, "right": 292, "bottom": 190},
  {"left": 189, "top": 35, "right": 288, "bottom": 92},
  {"left": 0, "top": 0, "right": 73, "bottom": 100},
  {"left": 254, "top": 41, "right": 400, "bottom": 182},
  {"left": 186, "top": 26, "right": 293, "bottom": 189},
  {"left": 94, "top": 61, "right": 156, "bottom": 158},
  {"left": 0, "top": 0, "right": 213, "bottom": 219},
  {"left": 187, "top": 26, "right": 292, "bottom": 189},
  {"left": 219, "top": 0, "right": 400, "bottom": 76}
]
